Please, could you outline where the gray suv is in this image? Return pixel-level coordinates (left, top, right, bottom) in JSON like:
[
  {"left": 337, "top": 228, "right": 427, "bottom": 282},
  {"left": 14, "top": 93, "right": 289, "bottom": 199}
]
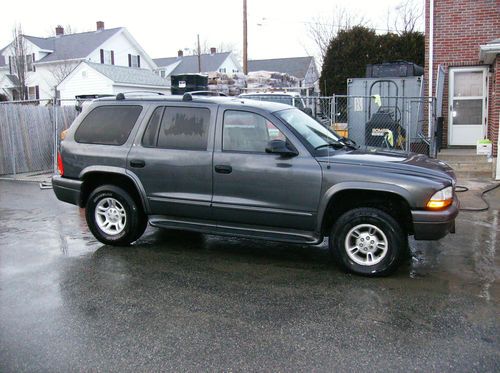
[{"left": 53, "top": 93, "right": 458, "bottom": 276}]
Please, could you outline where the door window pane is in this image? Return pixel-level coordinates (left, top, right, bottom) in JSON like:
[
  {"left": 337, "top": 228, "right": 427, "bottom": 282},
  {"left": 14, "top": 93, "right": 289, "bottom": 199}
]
[
  {"left": 453, "top": 71, "right": 483, "bottom": 97},
  {"left": 223, "top": 110, "right": 285, "bottom": 152},
  {"left": 157, "top": 107, "right": 210, "bottom": 150},
  {"left": 452, "top": 100, "right": 482, "bottom": 125}
]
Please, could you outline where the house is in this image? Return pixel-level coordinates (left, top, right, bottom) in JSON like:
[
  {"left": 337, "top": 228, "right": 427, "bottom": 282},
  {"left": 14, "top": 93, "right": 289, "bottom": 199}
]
[
  {"left": 247, "top": 56, "right": 319, "bottom": 91},
  {"left": 0, "top": 21, "right": 161, "bottom": 101},
  {"left": 425, "top": 0, "right": 500, "bottom": 179},
  {"left": 57, "top": 62, "right": 169, "bottom": 100},
  {"left": 154, "top": 49, "right": 242, "bottom": 78}
]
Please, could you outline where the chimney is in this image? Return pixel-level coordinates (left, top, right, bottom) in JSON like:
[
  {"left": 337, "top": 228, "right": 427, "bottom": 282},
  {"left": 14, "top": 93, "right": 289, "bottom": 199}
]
[
  {"left": 55, "top": 25, "right": 64, "bottom": 36},
  {"left": 177, "top": 50, "right": 183, "bottom": 58},
  {"left": 96, "top": 21, "right": 105, "bottom": 31},
  {"left": 210, "top": 47, "right": 216, "bottom": 55}
]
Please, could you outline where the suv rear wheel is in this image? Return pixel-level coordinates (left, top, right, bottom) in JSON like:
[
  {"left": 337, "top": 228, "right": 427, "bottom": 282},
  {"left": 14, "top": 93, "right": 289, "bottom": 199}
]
[
  {"left": 329, "top": 207, "right": 406, "bottom": 276},
  {"left": 85, "top": 185, "right": 147, "bottom": 246}
]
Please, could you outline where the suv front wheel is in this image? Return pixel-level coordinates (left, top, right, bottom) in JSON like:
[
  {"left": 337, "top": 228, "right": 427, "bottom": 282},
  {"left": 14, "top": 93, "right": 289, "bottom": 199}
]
[
  {"left": 329, "top": 207, "right": 406, "bottom": 276},
  {"left": 85, "top": 185, "right": 147, "bottom": 246}
]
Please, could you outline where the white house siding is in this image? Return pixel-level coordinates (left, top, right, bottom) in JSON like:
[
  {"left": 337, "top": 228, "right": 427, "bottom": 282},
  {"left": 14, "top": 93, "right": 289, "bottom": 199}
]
[
  {"left": 112, "top": 85, "right": 170, "bottom": 96},
  {"left": 0, "top": 67, "right": 8, "bottom": 98},
  {"left": 217, "top": 56, "right": 241, "bottom": 74},
  {"left": 58, "top": 64, "right": 113, "bottom": 102},
  {"left": 87, "top": 31, "right": 155, "bottom": 70},
  {"left": 1, "top": 39, "right": 45, "bottom": 99}
]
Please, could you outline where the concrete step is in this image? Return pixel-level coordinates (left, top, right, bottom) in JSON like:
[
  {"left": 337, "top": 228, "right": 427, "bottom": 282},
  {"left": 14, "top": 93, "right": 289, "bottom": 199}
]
[
  {"left": 443, "top": 162, "right": 492, "bottom": 172},
  {"left": 438, "top": 148, "right": 476, "bottom": 155},
  {"left": 438, "top": 154, "right": 489, "bottom": 162},
  {"left": 454, "top": 170, "right": 493, "bottom": 179}
]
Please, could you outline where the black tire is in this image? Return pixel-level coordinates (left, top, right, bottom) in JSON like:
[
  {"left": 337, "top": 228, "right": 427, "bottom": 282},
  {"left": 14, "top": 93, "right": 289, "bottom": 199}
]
[
  {"left": 85, "top": 184, "right": 147, "bottom": 246},
  {"left": 329, "top": 207, "right": 407, "bottom": 277}
]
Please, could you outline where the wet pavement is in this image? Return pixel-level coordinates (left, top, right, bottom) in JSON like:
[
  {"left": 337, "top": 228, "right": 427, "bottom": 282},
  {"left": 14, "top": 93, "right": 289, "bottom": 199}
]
[{"left": 0, "top": 179, "right": 499, "bottom": 372}]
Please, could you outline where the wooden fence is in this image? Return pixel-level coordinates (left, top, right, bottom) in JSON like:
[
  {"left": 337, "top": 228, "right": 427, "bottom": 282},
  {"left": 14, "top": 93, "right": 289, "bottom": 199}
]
[{"left": 0, "top": 103, "right": 78, "bottom": 175}]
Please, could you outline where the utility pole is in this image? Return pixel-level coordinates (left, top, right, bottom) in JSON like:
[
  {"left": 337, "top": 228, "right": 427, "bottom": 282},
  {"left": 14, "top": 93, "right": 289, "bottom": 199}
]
[
  {"left": 243, "top": 0, "right": 248, "bottom": 75},
  {"left": 197, "top": 34, "right": 201, "bottom": 73}
]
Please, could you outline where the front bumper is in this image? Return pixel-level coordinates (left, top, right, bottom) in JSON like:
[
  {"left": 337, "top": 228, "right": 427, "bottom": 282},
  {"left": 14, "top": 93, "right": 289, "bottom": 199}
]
[
  {"left": 411, "top": 198, "right": 459, "bottom": 240},
  {"left": 52, "top": 175, "right": 83, "bottom": 206}
]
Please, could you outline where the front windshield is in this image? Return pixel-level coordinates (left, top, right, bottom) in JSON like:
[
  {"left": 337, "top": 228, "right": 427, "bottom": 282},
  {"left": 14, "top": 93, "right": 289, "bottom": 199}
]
[{"left": 276, "top": 108, "right": 340, "bottom": 150}]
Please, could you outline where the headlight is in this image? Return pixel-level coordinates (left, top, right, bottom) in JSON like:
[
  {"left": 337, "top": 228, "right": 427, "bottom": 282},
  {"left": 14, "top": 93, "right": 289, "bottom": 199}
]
[{"left": 426, "top": 186, "right": 453, "bottom": 210}]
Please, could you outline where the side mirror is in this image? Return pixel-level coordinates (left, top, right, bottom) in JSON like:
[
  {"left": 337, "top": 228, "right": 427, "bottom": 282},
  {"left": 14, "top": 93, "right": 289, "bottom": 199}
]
[
  {"left": 265, "top": 139, "right": 298, "bottom": 157},
  {"left": 302, "top": 107, "right": 313, "bottom": 116}
]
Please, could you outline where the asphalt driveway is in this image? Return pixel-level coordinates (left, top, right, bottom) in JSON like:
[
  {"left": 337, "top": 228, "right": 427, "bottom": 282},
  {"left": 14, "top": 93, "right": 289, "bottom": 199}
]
[{"left": 0, "top": 179, "right": 499, "bottom": 372}]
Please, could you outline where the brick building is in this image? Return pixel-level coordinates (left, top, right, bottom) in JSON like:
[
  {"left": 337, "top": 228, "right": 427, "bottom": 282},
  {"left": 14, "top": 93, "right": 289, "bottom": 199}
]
[{"left": 425, "top": 0, "right": 500, "bottom": 178}]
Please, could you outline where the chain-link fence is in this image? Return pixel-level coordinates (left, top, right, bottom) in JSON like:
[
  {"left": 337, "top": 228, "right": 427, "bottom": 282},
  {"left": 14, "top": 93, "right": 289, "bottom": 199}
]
[
  {"left": 0, "top": 99, "right": 79, "bottom": 176},
  {"left": 0, "top": 94, "right": 437, "bottom": 176},
  {"left": 304, "top": 95, "right": 436, "bottom": 157}
]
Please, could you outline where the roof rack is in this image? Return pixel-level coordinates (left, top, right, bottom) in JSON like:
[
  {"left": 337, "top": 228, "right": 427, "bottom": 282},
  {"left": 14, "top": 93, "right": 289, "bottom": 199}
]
[
  {"left": 116, "top": 91, "right": 165, "bottom": 100},
  {"left": 181, "top": 91, "right": 229, "bottom": 102},
  {"left": 189, "top": 91, "right": 227, "bottom": 97}
]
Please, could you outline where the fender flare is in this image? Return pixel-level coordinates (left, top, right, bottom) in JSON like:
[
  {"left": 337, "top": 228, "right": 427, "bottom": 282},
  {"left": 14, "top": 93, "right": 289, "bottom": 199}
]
[
  {"left": 79, "top": 166, "right": 150, "bottom": 213},
  {"left": 316, "top": 181, "right": 413, "bottom": 231}
]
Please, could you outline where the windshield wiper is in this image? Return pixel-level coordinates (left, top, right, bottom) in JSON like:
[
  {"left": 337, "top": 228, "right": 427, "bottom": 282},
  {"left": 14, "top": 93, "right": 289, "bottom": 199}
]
[
  {"left": 314, "top": 142, "right": 345, "bottom": 151},
  {"left": 338, "top": 137, "right": 359, "bottom": 150}
]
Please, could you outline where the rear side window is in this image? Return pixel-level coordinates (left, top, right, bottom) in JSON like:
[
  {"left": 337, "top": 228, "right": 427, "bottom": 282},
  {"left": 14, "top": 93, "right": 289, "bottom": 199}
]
[
  {"left": 75, "top": 105, "right": 142, "bottom": 145},
  {"left": 157, "top": 107, "right": 210, "bottom": 150}
]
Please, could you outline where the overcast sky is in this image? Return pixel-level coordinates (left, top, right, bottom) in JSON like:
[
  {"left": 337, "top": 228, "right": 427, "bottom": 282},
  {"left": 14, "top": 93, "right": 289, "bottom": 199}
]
[{"left": 1, "top": 0, "right": 424, "bottom": 61}]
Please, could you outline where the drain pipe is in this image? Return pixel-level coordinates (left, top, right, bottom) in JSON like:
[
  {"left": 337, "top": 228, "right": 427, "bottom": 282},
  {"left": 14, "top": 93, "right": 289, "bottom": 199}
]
[{"left": 428, "top": 0, "right": 434, "bottom": 138}]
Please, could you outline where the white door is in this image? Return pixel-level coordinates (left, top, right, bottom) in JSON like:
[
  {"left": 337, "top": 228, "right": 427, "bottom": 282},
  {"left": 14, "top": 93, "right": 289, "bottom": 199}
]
[{"left": 448, "top": 67, "right": 487, "bottom": 146}]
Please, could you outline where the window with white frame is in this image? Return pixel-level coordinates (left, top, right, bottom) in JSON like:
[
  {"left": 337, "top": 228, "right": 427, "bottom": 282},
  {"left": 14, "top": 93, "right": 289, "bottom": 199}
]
[
  {"left": 130, "top": 54, "right": 140, "bottom": 68},
  {"left": 219, "top": 67, "right": 226, "bottom": 73},
  {"left": 26, "top": 54, "right": 34, "bottom": 72},
  {"left": 160, "top": 70, "right": 166, "bottom": 78},
  {"left": 28, "top": 86, "right": 37, "bottom": 100},
  {"left": 103, "top": 50, "right": 113, "bottom": 64}
]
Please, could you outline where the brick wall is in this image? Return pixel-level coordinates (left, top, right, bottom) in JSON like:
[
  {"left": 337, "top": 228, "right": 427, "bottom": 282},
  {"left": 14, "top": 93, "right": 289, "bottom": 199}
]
[{"left": 425, "top": 0, "right": 500, "bottom": 156}]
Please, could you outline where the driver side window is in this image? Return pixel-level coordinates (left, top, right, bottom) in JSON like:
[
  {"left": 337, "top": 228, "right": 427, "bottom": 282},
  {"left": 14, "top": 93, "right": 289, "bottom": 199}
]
[{"left": 223, "top": 110, "right": 285, "bottom": 153}]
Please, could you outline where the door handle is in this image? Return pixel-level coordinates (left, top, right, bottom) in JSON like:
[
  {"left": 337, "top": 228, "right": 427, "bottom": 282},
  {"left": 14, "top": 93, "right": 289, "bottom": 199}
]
[
  {"left": 129, "top": 159, "right": 145, "bottom": 168},
  {"left": 214, "top": 165, "right": 232, "bottom": 174}
]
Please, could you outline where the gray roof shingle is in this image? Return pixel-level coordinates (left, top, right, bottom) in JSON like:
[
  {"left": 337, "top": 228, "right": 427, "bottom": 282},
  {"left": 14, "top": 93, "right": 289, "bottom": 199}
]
[
  {"left": 153, "top": 52, "right": 232, "bottom": 74},
  {"left": 5, "top": 74, "right": 20, "bottom": 86},
  {"left": 23, "top": 28, "right": 122, "bottom": 63},
  {"left": 86, "top": 62, "right": 169, "bottom": 86},
  {"left": 248, "top": 57, "right": 314, "bottom": 79}
]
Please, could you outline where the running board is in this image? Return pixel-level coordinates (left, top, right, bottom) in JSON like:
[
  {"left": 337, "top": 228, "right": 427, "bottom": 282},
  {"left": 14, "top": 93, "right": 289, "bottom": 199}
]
[{"left": 149, "top": 216, "right": 322, "bottom": 245}]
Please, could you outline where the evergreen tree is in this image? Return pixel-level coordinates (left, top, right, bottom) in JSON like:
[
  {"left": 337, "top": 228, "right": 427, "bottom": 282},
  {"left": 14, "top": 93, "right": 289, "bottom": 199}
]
[{"left": 320, "top": 27, "right": 424, "bottom": 95}]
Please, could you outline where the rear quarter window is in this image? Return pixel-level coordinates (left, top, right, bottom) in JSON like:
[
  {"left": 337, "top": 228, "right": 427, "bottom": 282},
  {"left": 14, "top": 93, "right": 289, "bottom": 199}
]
[{"left": 75, "top": 105, "right": 142, "bottom": 145}]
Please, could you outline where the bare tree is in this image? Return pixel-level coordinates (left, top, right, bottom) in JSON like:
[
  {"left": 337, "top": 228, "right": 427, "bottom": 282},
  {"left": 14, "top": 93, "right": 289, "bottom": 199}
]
[
  {"left": 46, "top": 24, "right": 81, "bottom": 36},
  {"left": 307, "top": 7, "right": 366, "bottom": 66},
  {"left": 190, "top": 39, "right": 238, "bottom": 55},
  {"left": 47, "top": 54, "right": 78, "bottom": 86},
  {"left": 9, "top": 24, "right": 29, "bottom": 100},
  {"left": 391, "top": 0, "right": 424, "bottom": 34}
]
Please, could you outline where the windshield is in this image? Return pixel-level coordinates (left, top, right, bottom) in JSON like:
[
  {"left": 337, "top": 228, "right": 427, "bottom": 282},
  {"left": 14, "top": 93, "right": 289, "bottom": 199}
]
[{"left": 276, "top": 108, "right": 341, "bottom": 150}]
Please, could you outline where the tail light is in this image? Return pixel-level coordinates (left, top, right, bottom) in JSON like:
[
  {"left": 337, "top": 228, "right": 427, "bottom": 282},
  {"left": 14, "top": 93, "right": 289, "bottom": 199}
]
[{"left": 57, "top": 152, "right": 64, "bottom": 176}]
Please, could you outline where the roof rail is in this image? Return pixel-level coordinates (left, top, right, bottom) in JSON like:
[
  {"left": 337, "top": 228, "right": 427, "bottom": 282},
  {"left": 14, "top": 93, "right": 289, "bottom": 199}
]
[
  {"left": 189, "top": 91, "right": 227, "bottom": 97},
  {"left": 116, "top": 91, "right": 165, "bottom": 100},
  {"left": 182, "top": 93, "right": 193, "bottom": 102}
]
